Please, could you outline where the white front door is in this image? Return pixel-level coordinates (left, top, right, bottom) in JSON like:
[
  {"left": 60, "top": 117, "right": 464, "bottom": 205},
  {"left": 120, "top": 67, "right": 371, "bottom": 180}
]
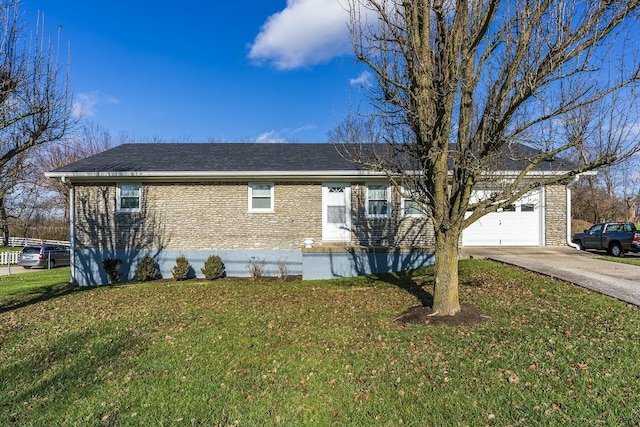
[{"left": 322, "top": 183, "right": 351, "bottom": 241}]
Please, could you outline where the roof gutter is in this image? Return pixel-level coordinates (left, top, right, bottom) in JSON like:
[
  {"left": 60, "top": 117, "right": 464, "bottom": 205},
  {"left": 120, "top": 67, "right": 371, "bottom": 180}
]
[
  {"left": 45, "top": 168, "right": 577, "bottom": 182},
  {"left": 44, "top": 169, "right": 391, "bottom": 183},
  {"left": 566, "top": 175, "right": 582, "bottom": 250}
]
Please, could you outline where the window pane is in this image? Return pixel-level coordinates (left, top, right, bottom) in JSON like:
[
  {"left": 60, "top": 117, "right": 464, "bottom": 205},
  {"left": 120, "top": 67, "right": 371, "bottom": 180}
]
[
  {"left": 328, "top": 206, "right": 346, "bottom": 223},
  {"left": 121, "top": 197, "right": 140, "bottom": 209},
  {"left": 589, "top": 224, "right": 602, "bottom": 234},
  {"left": 252, "top": 197, "right": 271, "bottom": 209},
  {"left": 368, "top": 186, "right": 387, "bottom": 200},
  {"left": 404, "top": 200, "right": 423, "bottom": 215},
  {"left": 521, "top": 204, "right": 534, "bottom": 212},
  {"left": 369, "top": 200, "right": 388, "bottom": 215},
  {"left": 120, "top": 185, "right": 140, "bottom": 198},
  {"left": 252, "top": 184, "right": 271, "bottom": 197},
  {"left": 119, "top": 184, "right": 140, "bottom": 210}
]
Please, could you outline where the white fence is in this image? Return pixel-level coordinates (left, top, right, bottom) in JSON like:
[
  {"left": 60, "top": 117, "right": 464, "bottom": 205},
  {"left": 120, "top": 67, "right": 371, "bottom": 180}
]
[
  {"left": 1, "top": 251, "right": 20, "bottom": 265},
  {"left": 7, "top": 237, "right": 70, "bottom": 247}
]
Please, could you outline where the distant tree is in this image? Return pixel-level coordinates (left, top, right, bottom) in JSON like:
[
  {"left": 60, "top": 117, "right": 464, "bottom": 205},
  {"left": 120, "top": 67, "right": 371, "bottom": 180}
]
[
  {"left": 34, "top": 122, "right": 128, "bottom": 221},
  {"left": 344, "top": 0, "right": 640, "bottom": 315},
  {"left": 0, "top": 0, "right": 74, "bottom": 244}
]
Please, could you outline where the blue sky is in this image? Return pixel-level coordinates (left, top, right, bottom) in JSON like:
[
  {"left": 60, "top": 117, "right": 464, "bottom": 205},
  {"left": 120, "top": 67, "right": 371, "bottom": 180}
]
[{"left": 22, "top": 1, "right": 372, "bottom": 143}]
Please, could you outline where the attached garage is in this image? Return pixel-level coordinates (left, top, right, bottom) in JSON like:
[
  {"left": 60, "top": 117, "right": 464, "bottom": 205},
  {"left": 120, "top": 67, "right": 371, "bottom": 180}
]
[{"left": 462, "top": 189, "right": 543, "bottom": 246}]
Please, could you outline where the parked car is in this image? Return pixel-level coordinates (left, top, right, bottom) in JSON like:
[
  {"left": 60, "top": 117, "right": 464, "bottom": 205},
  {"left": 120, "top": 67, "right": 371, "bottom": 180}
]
[
  {"left": 572, "top": 221, "right": 640, "bottom": 257},
  {"left": 17, "top": 245, "right": 71, "bottom": 268}
]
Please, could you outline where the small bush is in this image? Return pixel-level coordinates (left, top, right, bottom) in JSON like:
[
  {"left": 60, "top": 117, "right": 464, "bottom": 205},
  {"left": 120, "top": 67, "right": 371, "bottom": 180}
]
[
  {"left": 102, "top": 258, "right": 122, "bottom": 284},
  {"left": 247, "top": 257, "right": 266, "bottom": 280},
  {"left": 172, "top": 255, "right": 191, "bottom": 281},
  {"left": 202, "top": 255, "right": 225, "bottom": 280},
  {"left": 276, "top": 259, "right": 289, "bottom": 281},
  {"left": 134, "top": 255, "right": 159, "bottom": 281}
]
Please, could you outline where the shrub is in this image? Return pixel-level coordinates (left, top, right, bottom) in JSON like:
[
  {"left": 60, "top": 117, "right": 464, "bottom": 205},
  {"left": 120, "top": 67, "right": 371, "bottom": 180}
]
[
  {"left": 102, "top": 258, "right": 122, "bottom": 284},
  {"left": 134, "top": 255, "right": 159, "bottom": 281},
  {"left": 247, "top": 257, "right": 266, "bottom": 280},
  {"left": 276, "top": 259, "right": 289, "bottom": 281},
  {"left": 201, "top": 254, "right": 225, "bottom": 280},
  {"left": 172, "top": 255, "right": 191, "bottom": 281}
]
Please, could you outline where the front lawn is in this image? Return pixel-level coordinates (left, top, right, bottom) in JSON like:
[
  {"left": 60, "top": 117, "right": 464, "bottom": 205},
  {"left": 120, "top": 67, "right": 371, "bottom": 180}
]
[
  {"left": 602, "top": 255, "right": 640, "bottom": 267},
  {"left": 1, "top": 261, "right": 638, "bottom": 426}
]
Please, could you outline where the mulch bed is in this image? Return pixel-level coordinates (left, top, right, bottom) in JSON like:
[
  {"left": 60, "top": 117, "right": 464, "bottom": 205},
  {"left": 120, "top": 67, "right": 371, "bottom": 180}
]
[{"left": 395, "top": 303, "right": 491, "bottom": 327}]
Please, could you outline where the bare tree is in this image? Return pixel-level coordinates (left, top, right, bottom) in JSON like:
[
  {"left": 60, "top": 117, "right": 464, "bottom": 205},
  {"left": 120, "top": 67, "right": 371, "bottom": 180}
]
[
  {"left": 34, "top": 121, "right": 127, "bottom": 221},
  {"left": 345, "top": 0, "right": 640, "bottom": 315},
  {"left": 0, "top": 151, "right": 28, "bottom": 244},
  {"left": 0, "top": 0, "right": 73, "bottom": 243}
]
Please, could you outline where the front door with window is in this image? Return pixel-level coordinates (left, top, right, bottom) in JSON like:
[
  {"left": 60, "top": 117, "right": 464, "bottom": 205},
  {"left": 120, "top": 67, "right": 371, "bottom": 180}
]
[{"left": 322, "top": 183, "right": 351, "bottom": 242}]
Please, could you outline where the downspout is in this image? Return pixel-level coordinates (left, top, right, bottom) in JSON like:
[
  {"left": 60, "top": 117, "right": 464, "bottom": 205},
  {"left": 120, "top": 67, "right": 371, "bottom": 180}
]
[
  {"left": 65, "top": 177, "right": 77, "bottom": 284},
  {"left": 567, "top": 177, "right": 581, "bottom": 250}
]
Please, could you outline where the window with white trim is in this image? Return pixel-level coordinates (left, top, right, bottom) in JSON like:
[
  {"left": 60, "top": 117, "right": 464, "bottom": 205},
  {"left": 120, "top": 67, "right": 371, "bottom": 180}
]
[
  {"left": 117, "top": 183, "right": 141, "bottom": 212},
  {"left": 248, "top": 183, "right": 274, "bottom": 212},
  {"left": 402, "top": 197, "right": 425, "bottom": 217},
  {"left": 366, "top": 184, "right": 390, "bottom": 217}
]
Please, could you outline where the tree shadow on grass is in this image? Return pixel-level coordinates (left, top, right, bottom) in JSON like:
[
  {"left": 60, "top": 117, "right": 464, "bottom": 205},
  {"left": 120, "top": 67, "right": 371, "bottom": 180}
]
[
  {"left": 0, "top": 327, "right": 145, "bottom": 424},
  {"left": 0, "top": 283, "right": 88, "bottom": 314},
  {"left": 370, "top": 268, "right": 491, "bottom": 327},
  {"left": 368, "top": 268, "right": 435, "bottom": 307},
  {"left": 389, "top": 269, "right": 435, "bottom": 307}
]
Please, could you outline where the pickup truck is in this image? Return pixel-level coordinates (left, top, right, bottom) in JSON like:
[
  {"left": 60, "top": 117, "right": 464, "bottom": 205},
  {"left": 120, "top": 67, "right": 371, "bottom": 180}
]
[{"left": 572, "top": 222, "right": 640, "bottom": 257}]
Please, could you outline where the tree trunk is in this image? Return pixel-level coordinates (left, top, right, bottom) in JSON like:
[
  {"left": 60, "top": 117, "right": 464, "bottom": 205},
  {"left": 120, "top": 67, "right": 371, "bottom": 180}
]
[
  {"left": 432, "top": 229, "right": 461, "bottom": 316},
  {"left": 0, "top": 197, "right": 9, "bottom": 246}
]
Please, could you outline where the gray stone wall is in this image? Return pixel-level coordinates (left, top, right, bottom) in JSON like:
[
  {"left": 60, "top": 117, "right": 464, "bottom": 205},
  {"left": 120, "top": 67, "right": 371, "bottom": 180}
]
[
  {"left": 350, "top": 183, "right": 434, "bottom": 247},
  {"left": 544, "top": 184, "right": 568, "bottom": 245},
  {"left": 74, "top": 181, "right": 435, "bottom": 251},
  {"left": 75, "top": 182, "right": 323, "bottom": 251},
  {"left": 74, "top": 180, "right": 562, "bottom": 253}
]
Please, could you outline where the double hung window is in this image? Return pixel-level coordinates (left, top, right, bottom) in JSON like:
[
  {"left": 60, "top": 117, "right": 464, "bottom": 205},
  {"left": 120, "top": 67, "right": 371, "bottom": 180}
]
[
  {"left": 249, "top": 183, "right": 274, "bottom": 212},
  {"left": 117, "top": 184, "right": 141, "bottom": 212},
  {"left": 402, "top": 198, "right": 425, "bottom": 217},
  {"left": 400, "top": 187, "right": 426, "bottom": 217},
  {"left": 366, "top": 184, "right": 390, "bottom": 217}
]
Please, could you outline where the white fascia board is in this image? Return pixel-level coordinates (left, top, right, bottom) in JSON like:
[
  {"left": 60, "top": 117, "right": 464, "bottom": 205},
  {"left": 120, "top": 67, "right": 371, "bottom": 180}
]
[
  {"left": 45, "top": 168, "right": 586, "bottom": 182},
  {"left": 475, "top": 170, "right": 593, "bottom": 179},
  {"left": 44, "top": 170, "right": 390, "bottom": 182}
]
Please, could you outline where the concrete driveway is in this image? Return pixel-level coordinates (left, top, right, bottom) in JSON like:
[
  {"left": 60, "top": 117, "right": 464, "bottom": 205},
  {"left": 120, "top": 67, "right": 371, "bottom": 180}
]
[{"left": 462, "top": 246, "right": 640, "bottom": 306}]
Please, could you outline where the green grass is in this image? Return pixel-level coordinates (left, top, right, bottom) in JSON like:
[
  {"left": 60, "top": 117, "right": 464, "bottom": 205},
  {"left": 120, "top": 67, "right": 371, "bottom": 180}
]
[
  {"left": 0, "top": 268, "right": 74, "bottom": 312},
  {"left": 601, "top": 255, "right": 640, "bottom": 266},
  {"left": 1, "top": 261, "right": 639, "bottom": 426}
]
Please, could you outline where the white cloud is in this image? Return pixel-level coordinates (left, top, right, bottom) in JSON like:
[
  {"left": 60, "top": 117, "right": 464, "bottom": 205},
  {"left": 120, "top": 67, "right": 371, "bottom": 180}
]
[
  {"left": 248, "top": 0, "right": 353, "bottom": 70},
  {"left": 255, "top": 131, "right": 288, "bottom": 143},
  {"left": 72, "top": 91, "right": 119, "bottom": 118},
  {"left": 349, "top": 71, "right": 373, "bottom": 86},
  {"left": 254, "top": 124, "right": 318, "bottom": 143}
]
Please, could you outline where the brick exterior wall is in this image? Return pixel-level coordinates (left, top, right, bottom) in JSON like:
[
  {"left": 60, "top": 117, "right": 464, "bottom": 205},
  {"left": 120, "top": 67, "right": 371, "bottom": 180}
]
[
  {"left": 350, "top": 183, "right": 435, "bottom": 247},
  {"left": 544, "top": 184, "right": 568, "bottom": 245},
  {"left": 74, "top": 182, "right": 323, "bottom": 251},
  {"left": 73, "top": 181, "right": 562, "bottom": 252}
]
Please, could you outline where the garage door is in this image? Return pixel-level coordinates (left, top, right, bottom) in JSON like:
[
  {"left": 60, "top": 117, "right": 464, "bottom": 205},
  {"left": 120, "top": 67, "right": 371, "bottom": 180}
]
[{"left": 462, "top": 189, "right": 542, "bottom": 246}]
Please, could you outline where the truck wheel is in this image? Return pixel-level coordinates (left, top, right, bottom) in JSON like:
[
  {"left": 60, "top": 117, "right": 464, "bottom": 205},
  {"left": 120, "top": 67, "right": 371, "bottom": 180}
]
[
  {"left": 609, "top": 243, "right": 624, "bottom": 258},
  {"left": 575, "top": 240, "right": 584, "bottom": 251}
]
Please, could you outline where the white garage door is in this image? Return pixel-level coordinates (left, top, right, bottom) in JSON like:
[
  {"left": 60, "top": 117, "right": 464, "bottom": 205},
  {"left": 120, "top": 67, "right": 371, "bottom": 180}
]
[{"left": 462, "top": 189, "right": 543, "bottom": 246}]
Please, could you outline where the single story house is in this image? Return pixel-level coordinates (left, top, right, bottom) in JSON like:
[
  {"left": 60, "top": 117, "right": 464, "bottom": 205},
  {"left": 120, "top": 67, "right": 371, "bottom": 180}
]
[{"left": 46, "top": 143, "right": 575, "bottom": 285}]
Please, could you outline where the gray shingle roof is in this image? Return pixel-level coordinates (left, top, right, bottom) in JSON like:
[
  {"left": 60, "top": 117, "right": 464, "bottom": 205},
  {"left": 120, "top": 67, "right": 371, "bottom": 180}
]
[
  {"left": 50, "top": 142, "right": 574, "bottom": 176},
  {"left": 52, "top": 143, "right": 363, "bottom": 173}
]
